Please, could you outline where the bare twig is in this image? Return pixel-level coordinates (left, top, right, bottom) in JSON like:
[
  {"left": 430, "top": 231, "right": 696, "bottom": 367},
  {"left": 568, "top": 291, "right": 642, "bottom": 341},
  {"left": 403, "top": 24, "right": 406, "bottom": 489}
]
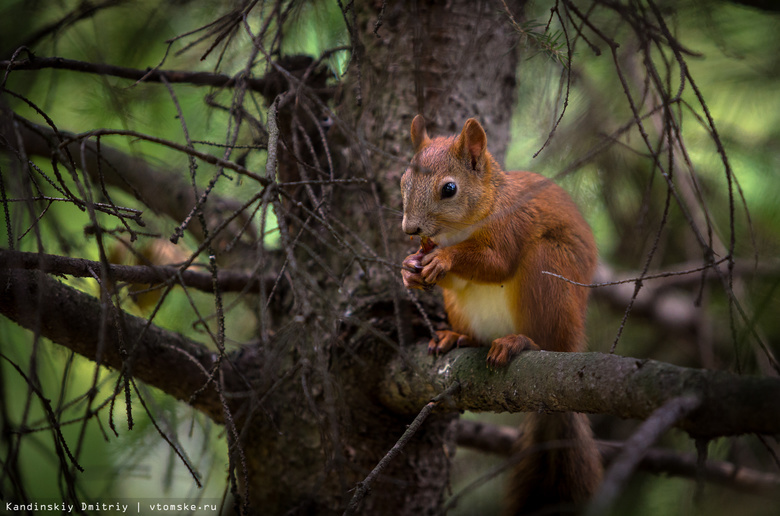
[
  {"left": 344, "top": 381, "right": 461, "bottom": 515},
  {"left": 586, "top": 395, "right": 701, "bottom": 515},
  {"left": 60, "top": 129, "right": 267, "bottom": 184},
  {"left": 1, "top": 114, "right": 252, "bottom": 243},
  {"left": 1, "top": 56, "right": 282, "bottom": 94}
]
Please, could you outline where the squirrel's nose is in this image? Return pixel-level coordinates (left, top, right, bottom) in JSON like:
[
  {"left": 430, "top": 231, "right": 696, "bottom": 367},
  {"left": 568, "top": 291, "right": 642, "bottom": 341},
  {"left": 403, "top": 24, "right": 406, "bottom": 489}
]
[
  {"left": 402, "top": 219, "right": 421, "bottom": 236},
  {"left": 401, "top": 216, "right": 421, "bottom": 236}
]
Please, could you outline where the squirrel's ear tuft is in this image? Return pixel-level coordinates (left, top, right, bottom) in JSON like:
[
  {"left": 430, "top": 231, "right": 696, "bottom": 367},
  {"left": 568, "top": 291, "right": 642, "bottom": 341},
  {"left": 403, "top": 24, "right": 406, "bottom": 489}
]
[
  {"left": 411, "top": 115, "right": 430, "bottom": 154},
  {"left": 458, "top": 118, "right": 487, "bottom": 171}
]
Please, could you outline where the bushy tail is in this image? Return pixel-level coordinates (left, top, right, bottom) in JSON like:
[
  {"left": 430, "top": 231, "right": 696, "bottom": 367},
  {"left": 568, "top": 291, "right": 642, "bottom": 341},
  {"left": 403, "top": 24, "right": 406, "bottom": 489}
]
[{"left": 505, "top": 412, "right": 602, "bottom": 516}]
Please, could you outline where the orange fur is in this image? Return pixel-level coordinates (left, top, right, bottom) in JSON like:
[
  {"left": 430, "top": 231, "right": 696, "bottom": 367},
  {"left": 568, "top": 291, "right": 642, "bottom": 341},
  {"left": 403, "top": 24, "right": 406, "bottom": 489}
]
[{"left": 400, "top": 115, "right": 602, "bottom": 514}]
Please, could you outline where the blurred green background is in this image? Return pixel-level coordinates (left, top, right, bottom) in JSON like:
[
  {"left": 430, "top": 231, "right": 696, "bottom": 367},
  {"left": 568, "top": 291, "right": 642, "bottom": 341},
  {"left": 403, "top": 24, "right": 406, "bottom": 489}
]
[{"left": 1, "top": 1, "right": 778, "bottom": 514}]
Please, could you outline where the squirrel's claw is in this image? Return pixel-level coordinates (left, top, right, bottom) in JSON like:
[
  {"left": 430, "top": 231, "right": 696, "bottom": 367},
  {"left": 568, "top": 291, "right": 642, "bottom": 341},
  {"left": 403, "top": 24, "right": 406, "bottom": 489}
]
[
  {"left": 428, "top": 331, "right": 458, "bottom": 356},
  {"left": 487, "top": 335, "right": 540, "bottom": 369},
  {"left": 428, "top": 331, "right": 477, "bottom": 356},
  {"left": 401, "top": 252, "right": 427, "bottom": 289}
]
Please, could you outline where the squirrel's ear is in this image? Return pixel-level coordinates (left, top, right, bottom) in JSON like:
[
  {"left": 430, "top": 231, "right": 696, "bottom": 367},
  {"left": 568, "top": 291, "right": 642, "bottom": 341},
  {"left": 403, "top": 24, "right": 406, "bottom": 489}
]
[
  {"left": 411, "top": 115, "right": 430, "bottom": 153},
  {"left": 458, "top": 118, "right": 487, "bottom": 171}
]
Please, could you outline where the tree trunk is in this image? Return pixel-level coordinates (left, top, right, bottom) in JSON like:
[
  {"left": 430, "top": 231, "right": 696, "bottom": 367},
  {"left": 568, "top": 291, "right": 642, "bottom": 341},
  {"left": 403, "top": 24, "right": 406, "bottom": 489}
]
[{"left": 232, "top": 1, "right": 522, "bottom": 513}]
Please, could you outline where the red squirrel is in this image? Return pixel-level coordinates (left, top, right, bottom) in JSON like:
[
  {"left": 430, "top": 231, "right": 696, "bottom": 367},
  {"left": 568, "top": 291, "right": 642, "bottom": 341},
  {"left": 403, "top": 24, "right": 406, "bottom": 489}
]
[{"left": 400, "top": 115, "right": 602, "bottom": 514}]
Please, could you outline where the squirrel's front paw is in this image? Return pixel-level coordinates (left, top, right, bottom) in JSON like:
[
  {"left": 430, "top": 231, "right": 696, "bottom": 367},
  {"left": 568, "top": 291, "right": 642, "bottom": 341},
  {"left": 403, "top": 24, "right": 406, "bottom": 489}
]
[
  {"left": 420, "top": 248, "right": 452, "bottom": 284},
  {"left": 401, "top": 251, "right": 429, "bottom": 290}
]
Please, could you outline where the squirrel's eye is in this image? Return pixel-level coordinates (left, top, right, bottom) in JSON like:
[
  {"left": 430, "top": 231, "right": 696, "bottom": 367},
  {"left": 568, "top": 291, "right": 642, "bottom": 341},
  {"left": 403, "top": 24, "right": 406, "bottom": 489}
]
[{"left": 441, "top": 182, "right": 457, "bottom": 199}]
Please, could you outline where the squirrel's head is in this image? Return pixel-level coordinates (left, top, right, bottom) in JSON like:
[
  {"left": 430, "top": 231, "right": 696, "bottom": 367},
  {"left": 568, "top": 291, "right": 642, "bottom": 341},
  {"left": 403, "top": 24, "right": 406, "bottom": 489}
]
[{"left": 400, "top": 115, "right": 497, "bottom": 247}]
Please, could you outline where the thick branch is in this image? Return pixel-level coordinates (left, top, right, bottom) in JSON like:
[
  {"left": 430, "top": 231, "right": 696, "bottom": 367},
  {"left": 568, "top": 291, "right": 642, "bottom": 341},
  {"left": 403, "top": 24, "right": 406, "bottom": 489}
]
[
  {"left": 0, "top": 268, "right": 224, "bottom": 422},
  {"left": 0, "top": 249, "right": 272, "bottom": 294},
  {"left": 379, "top": 344, "right": 780, "bottom": 438}
]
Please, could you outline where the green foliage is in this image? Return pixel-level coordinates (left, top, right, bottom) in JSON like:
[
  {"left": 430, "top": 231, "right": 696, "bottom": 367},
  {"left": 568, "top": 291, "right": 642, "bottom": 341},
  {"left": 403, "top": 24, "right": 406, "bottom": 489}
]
[
  {"left": 515, "top": 20, "right": 571, "bottom": 68},
  {"left": 2, "top": 0, "right": 780, "bottom": 514},
  {"left": 1, "top": 324, "right": 114, "bottom": 500},
  {"left": 0, "top": 0, "right": 322, "bottom": 505}
]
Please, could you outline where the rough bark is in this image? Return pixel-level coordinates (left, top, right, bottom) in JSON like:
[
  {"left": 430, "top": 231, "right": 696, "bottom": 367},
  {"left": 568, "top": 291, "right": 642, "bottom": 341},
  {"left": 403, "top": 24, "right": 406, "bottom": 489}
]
[
  {"left": 379, "top": 343, "right": 780, "bottom": 438},
  {"left": 346, "top": 0, "right": 520, "bottom": 200},
  {"left": 227, "top": 2, "right": 526, "bottom": 513}
]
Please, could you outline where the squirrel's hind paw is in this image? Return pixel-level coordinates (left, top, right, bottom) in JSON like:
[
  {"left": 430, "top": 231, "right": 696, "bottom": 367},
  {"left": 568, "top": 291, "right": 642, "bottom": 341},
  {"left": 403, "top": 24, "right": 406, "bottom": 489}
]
[
  {"left": 428, "top": 330, "right": 477, "bottom": 356},
  {"left": 487, "top": 334, "right": 540, "bottom": 368}
]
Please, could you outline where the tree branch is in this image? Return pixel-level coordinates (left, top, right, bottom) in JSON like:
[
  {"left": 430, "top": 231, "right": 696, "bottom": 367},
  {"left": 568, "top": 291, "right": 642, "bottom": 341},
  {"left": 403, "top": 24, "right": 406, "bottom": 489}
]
[
  {"left": 379, "top": 344, "right": 780, "bottom": 438},
  {"left": 587, "top": 395, "right": 702, "bottom": 515},
  {"left": 1, "top": 56, "right": 276, "bottom": 93},
  {"left": 345, "top": 381, "right": 461, "bottom": 516},
  {"left": 590, "top": 260, "right": 780, "bottom": 334},
  {"left": 0, "top": 249, "right": 272, "bottom": 294},
  {"left": 0, "top": 268, "right": 224, "bottom": 422},
  {"left": 0, "top": 112, "right": 252, "bottom": 242},
  {"left": 455, "top": 420, "right": 780, "bottom": 497}
]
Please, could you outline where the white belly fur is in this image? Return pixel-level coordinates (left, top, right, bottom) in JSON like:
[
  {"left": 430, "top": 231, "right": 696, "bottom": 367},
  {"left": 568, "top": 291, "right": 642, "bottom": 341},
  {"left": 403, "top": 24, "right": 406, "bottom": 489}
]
[{"left": 446, "top": 277, "right": 517, "bottom": 343}]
